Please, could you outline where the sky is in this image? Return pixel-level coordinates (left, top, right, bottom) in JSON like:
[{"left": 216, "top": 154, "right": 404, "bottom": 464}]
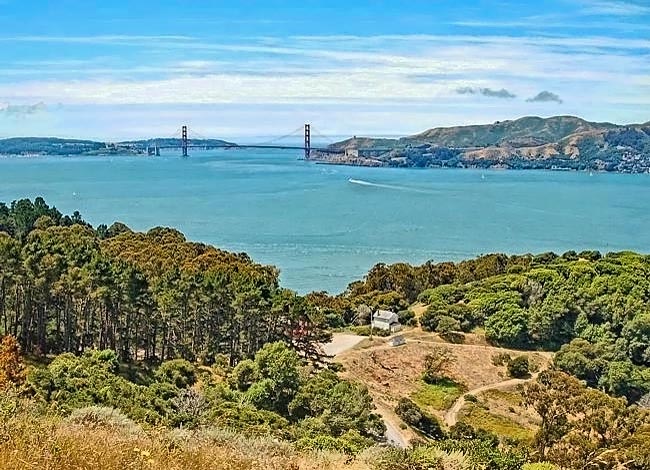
[{"left": 0, "top": 0, "right": 649, "bottom": 140}]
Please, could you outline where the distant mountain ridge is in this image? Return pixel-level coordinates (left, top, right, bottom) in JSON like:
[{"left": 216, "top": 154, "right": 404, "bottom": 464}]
[
  {"left": 409, "top": 116, "right": 619, "bottom": 147},
  {"left": 318, "top": 115, "right": 650, "bottom": 173}
]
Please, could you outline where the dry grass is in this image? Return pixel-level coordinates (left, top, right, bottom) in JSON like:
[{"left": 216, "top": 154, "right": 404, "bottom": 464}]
[
  {"left": 0, "top": 413, "right": 372, "bottom": 470},
  {"left": 336, "top": 329, "right": 551, "bottom": 438},
  {"left": 409, "top": 303, "right": 428, "bottom": 319},
  {"left": 338, "top": 334, "right": 551, "bottom": 398}
]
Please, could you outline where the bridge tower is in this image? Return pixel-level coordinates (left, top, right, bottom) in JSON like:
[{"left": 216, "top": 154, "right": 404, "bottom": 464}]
[
  {"left": 304, "top": 123, "right": 311, "bottom": 159},
  {"left": 181, "top": 125, "right": 188, "bottom": 157}
]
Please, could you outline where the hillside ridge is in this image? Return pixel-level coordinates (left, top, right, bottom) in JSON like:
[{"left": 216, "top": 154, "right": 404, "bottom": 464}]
[{"left": 317, "top": 115, "right": 650, "bottom": 172}]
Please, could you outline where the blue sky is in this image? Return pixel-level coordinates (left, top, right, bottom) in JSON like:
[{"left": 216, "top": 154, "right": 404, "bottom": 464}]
[{"left": 0, "top": 0, "right": 649, "bottom": 140}]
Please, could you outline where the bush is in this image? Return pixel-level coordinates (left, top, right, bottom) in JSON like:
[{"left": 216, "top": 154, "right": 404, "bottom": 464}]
[
  {"left": 348, "top": 326, "right": 390, "bottom": 337},
  {"left": 492, "top": 353, "right": 512, "bottom": 367},
  {"left": 398, "top": 309, "right": 417, "bottom": 327},
  {"left": 373, "top": 447, "right": 445, "bottom": 470},
  {"left": 465, "top": 394, "right": 478, "bottom": 403},
  {"left": 484, "top": 307, "right": 529, "bottom": 348},
  {"left": 422, "top": 347, "right": 455, "bottom": 384},
  {"left": 522, "top": 464, "right": 558, "bottom": 470},
  {"left": 507, "top": 356, "right": 530, "bottom": 378},
  {"left": 394, "top": 398, "right": 444, "bottom": 438},
  {"left": 170, "top": 388, "right": 208, "bottom": 428},
  {"left": 230, "top": 359, "right": 258, "bottom": 391},
  {"left": 436, "top": 315, "right": 461, "bottom": 335},
  {"left": 296, "top": 429, "right": 374, "bottom": 455},
  {"left": 155, "top": 359, "right": 196, "bottom": 389}
]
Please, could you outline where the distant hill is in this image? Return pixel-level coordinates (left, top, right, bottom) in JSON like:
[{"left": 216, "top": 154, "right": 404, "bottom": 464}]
[
  {"left": 409, "top": 116, "right": 619, "bottom": 147},
  {"left": 0, "top": 136, "right": 236, "bottom": 156},
  {"left": 118, "top": 137, "right": 235, "bottom": 148},
  {"left": 317, "top": 116, "right": 650, "bottom": 173},
  {"left": 0, "top": 137, "right": 106, "bottom": 156}
]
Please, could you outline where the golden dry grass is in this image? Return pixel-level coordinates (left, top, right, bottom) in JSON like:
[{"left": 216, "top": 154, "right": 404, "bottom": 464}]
[{"left": 0, "top": 414, "right": 373, "bottom": 470}]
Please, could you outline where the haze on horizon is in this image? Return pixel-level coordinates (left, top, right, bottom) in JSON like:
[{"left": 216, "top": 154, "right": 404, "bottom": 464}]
[{"left": 0, "top": 0, "right": 649, "bottom": 141}]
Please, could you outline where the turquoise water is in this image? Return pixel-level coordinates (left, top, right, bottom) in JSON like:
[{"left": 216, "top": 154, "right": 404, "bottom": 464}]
[{"left": 1, "top": 149, "right": 649, "bottom": 293}]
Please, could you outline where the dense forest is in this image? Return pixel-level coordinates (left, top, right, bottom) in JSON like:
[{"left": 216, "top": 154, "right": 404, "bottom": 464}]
[{"left": 0, "top": 197, "right": 328, "bottom": 364}]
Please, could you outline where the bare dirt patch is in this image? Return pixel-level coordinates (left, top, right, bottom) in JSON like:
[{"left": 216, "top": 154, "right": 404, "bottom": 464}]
[{"left": 336, "top": 330, "right": 552, "bottom": 437}]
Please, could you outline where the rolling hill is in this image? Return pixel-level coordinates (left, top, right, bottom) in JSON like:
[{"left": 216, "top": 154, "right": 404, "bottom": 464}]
[{"left": 317, "top": 116, "right": 650, "bottom": 172}]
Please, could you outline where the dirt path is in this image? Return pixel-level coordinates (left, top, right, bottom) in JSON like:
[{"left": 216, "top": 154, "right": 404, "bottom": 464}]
[
  {"left": 443, "top": 373, "right": 539, "bottom": 427},
  {"left": 327, "top": 333, "right": 411, "bottom": 448},
  {"left": 320, "top": 333, "right": 366, "bottom": 356}
]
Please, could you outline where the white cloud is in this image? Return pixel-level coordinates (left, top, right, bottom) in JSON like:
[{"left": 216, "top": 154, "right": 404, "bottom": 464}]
[
  {"left": 0, "top": 35, "right": 193, "bottom": 45},
  {"left": 0, "top": 101, "right": 47, "bottom": 117},
  {"left": 1, "top": 32, "right": 649, "bottom": 135},
  {"left": 580, "top": 0, "right": 650, "bottom": 16}
]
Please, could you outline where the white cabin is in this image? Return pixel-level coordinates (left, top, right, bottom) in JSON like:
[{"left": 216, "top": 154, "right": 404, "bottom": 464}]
[{"left": 371, "top": 309, "right": 402, "bottom": 332}]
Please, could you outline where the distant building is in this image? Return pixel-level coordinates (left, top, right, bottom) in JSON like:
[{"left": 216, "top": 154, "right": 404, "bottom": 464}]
[
  {"left": 345, "top": 148, "right": 359, "bottom": 158},
  {"left": 371, "top": 309, "right": 402, "bottom": 332}
]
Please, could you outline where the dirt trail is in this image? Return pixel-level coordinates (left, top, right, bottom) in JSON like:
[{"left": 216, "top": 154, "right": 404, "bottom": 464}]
[
  {"left": 327, "top": 333, "right": 411, "bottom": 448},
  {"left": 374, "top": 401, "right": 410, "bottom": 448},
  {"left": 443, "top": 373, "right": 540, "bottom": 427},
  {"left": 320, "top": 333, "right": 365, "bottom": 356}
]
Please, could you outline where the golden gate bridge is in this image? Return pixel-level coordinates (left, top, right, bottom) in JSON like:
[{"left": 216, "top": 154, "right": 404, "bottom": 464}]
[
  {"left": 137, "top": 124, "right": 393, "bottom": 158},
  {"left": 145, "top": 124, "right": 342, "bottom": 158}
]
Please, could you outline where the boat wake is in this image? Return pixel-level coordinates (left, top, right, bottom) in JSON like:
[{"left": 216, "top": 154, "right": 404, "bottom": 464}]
[{"left": 348, "top": 178, "right": 431, "bottom": 194}]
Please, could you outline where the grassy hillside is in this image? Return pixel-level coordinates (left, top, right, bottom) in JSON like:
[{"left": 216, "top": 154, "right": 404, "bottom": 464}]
[
  {"left": 409, "top": 116, "right": 618, "bottom": 147},
  {"left": 319, "top": 115, "right": 650, "bottom": 172}
]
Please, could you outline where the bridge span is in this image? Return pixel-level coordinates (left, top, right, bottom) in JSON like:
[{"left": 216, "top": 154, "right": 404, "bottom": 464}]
[{"left": 142, "top": 124, "right": 391, "bottom": 158}]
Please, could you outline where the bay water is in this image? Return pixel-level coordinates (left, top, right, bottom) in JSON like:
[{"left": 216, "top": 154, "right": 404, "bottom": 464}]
[{"left": 1, "top": 149, "right": 649, "bottom": 293}]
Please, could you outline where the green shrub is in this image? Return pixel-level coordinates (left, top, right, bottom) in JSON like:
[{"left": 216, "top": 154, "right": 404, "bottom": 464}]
[
  {"left": 373, "top": 446, "right": 445, "bottom": 470},
  {"left": 507, "top": 356, "right": 530, "bottom": 378},
  {"left": 522, "top": 463, "right": 558, "bottom": 470},
  {"left": 229, "top": 359, "right": 258, "bottom": 391},
  {"left": 296, "top": 429, "right": 374, "bottom": 455},
  {"left": 394, "top": 398, "right": 444, "bottom": 438},
  {"left": 435, "top": 437, "right": 526, "bottom": 470},
  {"left": 398, "top": 309, "right": 417, "bottom": 327},
  {"left": 155, "top": 359, "right": 196, "bottom": 389},
  {"left": 348, "top": 326, "right": 390, "bottom": 337}
]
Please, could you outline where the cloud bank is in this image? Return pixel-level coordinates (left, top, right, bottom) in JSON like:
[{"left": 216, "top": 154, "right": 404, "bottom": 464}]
[{"left": 0, "top": 102, "right": 47, "bottom": 117}]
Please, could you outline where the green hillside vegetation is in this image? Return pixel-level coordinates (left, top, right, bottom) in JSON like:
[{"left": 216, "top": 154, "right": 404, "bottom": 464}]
[
  {"left": 0, "top": 197, "right": 329, "bottom": 364},
  {"left": 320, "top": 116, "right": 650, "bottom": 172},
  {"left": 332, "top": 251, "right": 650, "bottom": 403},
  {"left": 0, "top": 137, "right": 234, "bottom": 156},
  {"left": 2, "top": 197, "right": 650, "bottom": 469},
  {"left": 0, "top": 137, "right": 106, "bottom": 155}
]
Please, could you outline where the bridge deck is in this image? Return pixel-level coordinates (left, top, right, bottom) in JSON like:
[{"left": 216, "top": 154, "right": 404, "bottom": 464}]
[{"left": 154, "top": 144, "right": 342, "bottom": 153}]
